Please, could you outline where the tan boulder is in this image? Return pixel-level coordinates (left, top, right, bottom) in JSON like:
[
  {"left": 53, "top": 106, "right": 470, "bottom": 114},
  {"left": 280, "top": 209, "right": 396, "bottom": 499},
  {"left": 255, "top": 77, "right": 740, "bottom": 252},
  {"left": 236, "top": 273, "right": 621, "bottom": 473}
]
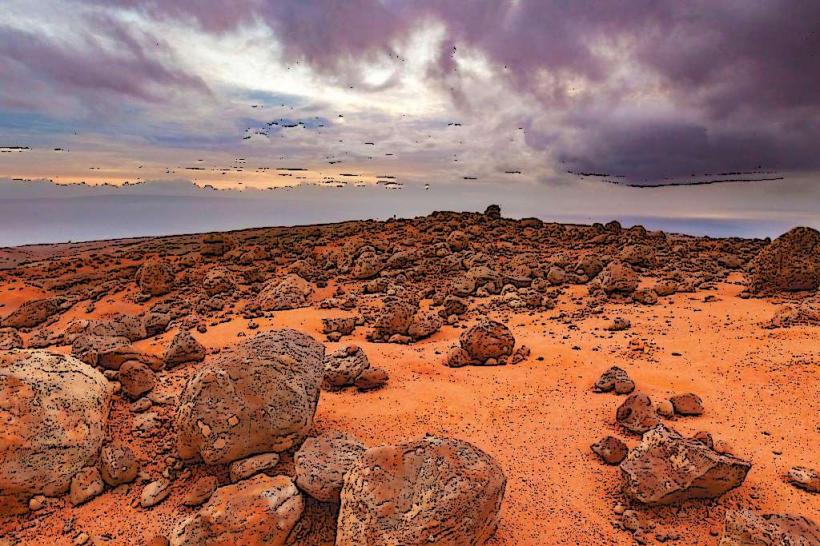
[
  {"left": 0, "top": 350, "right": 110, "bottom": 514},
  {"left": 170, "top": 475, "right": 303, "bottom": 546},
  {"left": 175, "top": 329, "right": 325, "bottom": 465},
  {"left": 136, "top": 259, "right": 175, "bottom": 296},
  {"left": 747, "top": 227, "right": 820, "bottom": 294},
  {"left": 337, "top": 436, "right": 506, "bottom": 545},
  {"left": 295, "top": 432, "right": 365, "bottom": 503},
  {"left": 256, "top": 274, "right": 313, "bottom": 311},
  {"left": 459, "top": 320, "right": 515, "bottom": 364},
  {"left": 719, "top": 510, "right": 820, "bottom": 545}
]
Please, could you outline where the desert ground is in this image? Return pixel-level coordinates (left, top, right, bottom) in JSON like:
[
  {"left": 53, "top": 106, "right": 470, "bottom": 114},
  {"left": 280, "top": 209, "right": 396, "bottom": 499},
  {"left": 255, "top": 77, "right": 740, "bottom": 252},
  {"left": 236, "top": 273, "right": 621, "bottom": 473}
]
[{"left": 0, "top": 207, "right": 818, "bottom": 545}]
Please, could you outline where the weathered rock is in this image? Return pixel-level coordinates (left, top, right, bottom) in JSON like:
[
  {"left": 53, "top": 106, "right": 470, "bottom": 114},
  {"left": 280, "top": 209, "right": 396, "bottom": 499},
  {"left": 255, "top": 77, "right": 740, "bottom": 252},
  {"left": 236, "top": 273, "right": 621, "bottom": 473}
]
[
  {"left": 170, "top": 475, "right": 303, "bottom": 546},
  {"left": 372, "top": 298, "right": 417, "bottom": 339},
  {"left": 202, "top": 267, "right": 236, "bottom": 297},
  {"left": 175, "top": 329, "right": 325, "bottom": 465},
  {"left": 99, "top": 444, "right": 138, "bottom": 486},
  {"left": 719, "top": 510, "right": 820, "bottom": 546},
  {"left": 118, "top": 360, "right": 156, "bottom": 399},
  {"left": 69, "top": 467, "right": 104, "bottom": 506},
  {"left": 597, "top": 261, "right": 639, "bottom": 295},
  {"left": 620, "top": 425, "right": 751, "bottom": 504},
  {"left": 1, "top": 298, "right": 62, "bottom": 329},
  {"left": 407, "top": 311, "right": 442, "bottom": 340},
  {"left": 670, "top": 393, "right": 704, "bottom": 416},
  {"left": 71, "top": 334, "right": 139, "bottom": 370},
  {"left": 0, "top": 350, "right": 110, "bottom": 514},
  {"left": 633, "top": 288, "right": 658, "bottom": 305},
  {"left": 459, "top": 320, "right": 515, "bottom": 364},
  {"left": 354, "top": 367, "right": 389, "bottom": 391},
  {"left": 591, "top": 436, "right": 628, "bottom": 465},
  {"left": 338, "top": 436, "right": 506, "bottom": 545},
  {"left": 322, "top": 345, "right": 370, "bottom": 391},
  {"left": 229, "top": 453, "right": 280, "bottom": 483},
  {"left": 164, "top": 330, "right": 206, "bottom": 367},
  {"left": 351, "top": 251, "right": 383, "bottom": 280},
  {"left": 447, "top": 230, "right": 470, "bottom": 251},
  {"left": 484, "top": 204, "right": 502, "bottom": 219},
  {"left": 0, "top": 328, "right": 24, "bottom": 349},
  {"left": 141, "top": 479, "right": 171, "bottom": 508},
  {"left": 616, "top": 393, "right": 660, "bottom": 434},
  {"left": 605, "top": 318, "right": 631, "bottom": 332},
  {"left": 256, "top": 274, "right": 313, "bottom": 311},
  {"left": 594, "top": 366, "right": 635, "bottom": 394},
  {"left": 747, "top": 227, "right": 820, "bottom": 294},
  {"left": 295, "top": 432, "right": 366, "bottom": 502},
  {"left": 321, "top": 316, "right": 357, "bottom": 336},
  {"left": 787, "top": 466, "right": 820, "bottom": 493},
  {"left": 183, "top": 476, "right": 218, "bottom": 506},
  {"left": 136, "top": 259, "right": 175, "bottom": 296}
]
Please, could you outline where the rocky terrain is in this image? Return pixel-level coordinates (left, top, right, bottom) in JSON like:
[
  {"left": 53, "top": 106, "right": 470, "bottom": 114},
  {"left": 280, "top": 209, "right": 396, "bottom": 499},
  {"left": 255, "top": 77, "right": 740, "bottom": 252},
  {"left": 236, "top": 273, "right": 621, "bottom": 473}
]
[{"left": 0, "top": 207, "right": 818, "bottom": 545}]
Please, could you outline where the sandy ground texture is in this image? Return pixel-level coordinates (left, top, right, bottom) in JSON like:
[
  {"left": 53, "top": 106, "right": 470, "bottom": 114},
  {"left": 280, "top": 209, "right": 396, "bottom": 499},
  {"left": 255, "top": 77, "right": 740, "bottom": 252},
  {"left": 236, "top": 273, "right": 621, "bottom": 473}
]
[{"left": 0, "top": 210, "right": 818, "bottom": 545}]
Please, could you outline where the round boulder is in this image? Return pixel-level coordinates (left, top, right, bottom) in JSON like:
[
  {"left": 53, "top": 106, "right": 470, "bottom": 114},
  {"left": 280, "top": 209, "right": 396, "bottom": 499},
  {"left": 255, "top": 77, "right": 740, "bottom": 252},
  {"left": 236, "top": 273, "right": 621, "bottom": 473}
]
[
  {"left": 459, "top": 320, "right": 515, "bottom": 364},
  {"left": 0, "top": 350, "right": 111, "bottom": 514},
  {"left": 175, "top": 329, "right": 325, "bottom": 465},
  {"left": 135, "top": 259, "right": 175, "bottom": 296},
  {"left": 337, "top": 436, "right": 506, "bottom": 545}
]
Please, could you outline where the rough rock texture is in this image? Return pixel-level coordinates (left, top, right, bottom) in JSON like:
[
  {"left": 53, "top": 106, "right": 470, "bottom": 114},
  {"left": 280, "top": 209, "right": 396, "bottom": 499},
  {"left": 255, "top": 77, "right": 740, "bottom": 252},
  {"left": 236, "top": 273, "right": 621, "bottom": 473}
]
[
  {"left": 0, "top": 350, "right": 110, "bottom": 514},
  {"left": 170, "top": 474, "right": 304, "bottom": 546},
  {"left": 593, "top": 366, "right": 635, "bottom": 394},
  {"left": 616, "top": 393, "right": 660, "bottom": 434},
  {"left": 596, "top": 261, "right": 639, "bottom": 295},
  {"left": 747, "top": 227, "right": 820, "bottom": 294},
  {"left": 620, "top": 425, "right": 751, "bottom": 505},
  {"left": 1, "top": 298, "right": 61, "bottom": 329},
  {"left": 787, "top": 466, "right": 820, "bottom": 494},
  {"left": 591, "top": 436, "right": 628, "bottom": 465},
  {"left": 202, "top": 267, "right": 236, "bottom": 297},
  {"left": 0, "top": 328, "right": 23, "bottom": 349},
  {"left": 135, "top": 259, "right": 175, "bottom": 296},
  {"left": 670, "top": 393, "right": 705, "bottom": 416},
  {"left": 175, "top": 329, "right": 325, "bottom": 465},
  {"left": 337, "top": 436, "right": 506, "bottom": 546},
  {"left": 256, "top": 274, "right": 314, "bottom": 311},
  {"left": 118, "top": 360, "right": 156, "bottom": 399},
  {"left": 719, "top": 510, "right": 820, "bottom": 546},
  {"left": 164, "top": 330, "right": 206, "bottom": 367},
  {"left": 295, "top": 432, "right": 366, "bottom": 503},
  {"left": 71, "top": 334, "right": 139, "bottom": 370},
  {"left": 99, "top": 444, "right": 138, "bottom": 487},
  {"left": 459, "top": 320, "right": 515, "bottom": 364},
  {"left": 322, "top": 345, "right": 370, "bottom": 391}
]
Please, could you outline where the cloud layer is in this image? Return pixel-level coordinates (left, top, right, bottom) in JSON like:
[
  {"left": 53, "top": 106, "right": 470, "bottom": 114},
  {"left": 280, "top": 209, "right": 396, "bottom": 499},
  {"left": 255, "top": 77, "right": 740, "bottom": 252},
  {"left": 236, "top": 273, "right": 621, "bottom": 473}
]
[{"left": 1, "top": 0, "right": 818, "bottom": 187}]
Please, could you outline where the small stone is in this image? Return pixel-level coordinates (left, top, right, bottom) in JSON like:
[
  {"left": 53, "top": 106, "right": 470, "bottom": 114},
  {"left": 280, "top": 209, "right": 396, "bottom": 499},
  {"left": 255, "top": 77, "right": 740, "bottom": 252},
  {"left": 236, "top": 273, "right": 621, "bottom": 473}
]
[
  {"left": 100, "top": 444, "right": 139, "bottom": 486},
  {"left": 692, "top": 431, "right": 714, "bottom": 449},
  {"left": 29, "top": 495, "right": 46, "bottom": 511},
  {"left": 622, "top": 510, "right": 641, "bottom": 532},
  {"left": 354, "top": 367, "right": 389, "bottom": 391},
  {"left": 73, "top": 532, "right": 89, "bottom": 545},
  {"left": 656, "top": 399, "right": 674, "bottom": 418},
  {"left": 140, "top": 479, "right": 171, "bottom": 508},
  {"left": 228, "top": 453, "right": 280, "bottom": 483},
  {"left": 613, "top": 503, "right": 626, "bottom": 515},
  {"left": 70, "top": 467, "right": 104, "bottom": 506},
  {"left": 591, "top": 436, "right": 628, "bottom": 465},
  {"left": 787, "top": 466, "right": 820, "bottom": 493},
  {"left": 670, "top": 393, "right": 704, "bottom": 416}
]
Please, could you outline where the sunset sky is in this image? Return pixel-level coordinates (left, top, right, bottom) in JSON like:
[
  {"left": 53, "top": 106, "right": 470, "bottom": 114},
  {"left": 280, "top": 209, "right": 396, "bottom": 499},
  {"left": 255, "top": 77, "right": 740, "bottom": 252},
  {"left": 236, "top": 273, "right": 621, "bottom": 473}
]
[{"left": 1, "top": 0, "right": 819, "bottom": 244}]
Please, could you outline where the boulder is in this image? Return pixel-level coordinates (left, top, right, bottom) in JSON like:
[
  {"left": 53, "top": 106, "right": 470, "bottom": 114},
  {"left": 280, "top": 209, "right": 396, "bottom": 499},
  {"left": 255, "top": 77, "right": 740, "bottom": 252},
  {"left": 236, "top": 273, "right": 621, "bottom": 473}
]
[
  {"left": 616, "top": 393, "right": 660, "bottom": 434},
  {"left": 0, "top": 350, "right": 110, "bottom": 514},
  {"left": 256, "top": 274, "right": 313, "bottom": 311},
  {"left": 351, "top": 252, "right": 383, "bottom": 280},
  {"left": 787, "top": 466, "right": 820, "bottom": 493},
  {"left": 1, "top": 298, "right": 62, "bottom": 329},
  {"left": 596, "top": 261, "right": 639, "bottom": 295},
  {"left": 136, "top": 259, "right": 175, "bottom": 296},
  {"left": 459, "top": 320, "right": 515, "bottom": 364},
  {"left": 175, "top": 329, "right": 325, "bottom": 465},
  {"left": 322, "top": 345, "right": 370, "bottom": 391},
  {"left": 670, "top": 393, "right": 704, "bottom": 416},
  {"left": 594, "top": 366, "right": 635, "bottom": 394},
  {"left": 620, "top": 425, "right": 751, "bottom": 504},
  {"left": 371, "top": 298, "right": 417, "bottom": 340},
  {"left": 164, "top": 330, "right": 206, "bottom": 367},
  {"left": 202, "top": 267, "right": 236, "bottom": 297},
  {"left": 118, "top": 360, "right": 157, "bottom": 399},
  {"left": 71, "top": 334, "right": 140, "bottom": 370},
  {"left": 337, "top": 436, "right": 506, "bottom": 545},
  {"left": 69, "top": 467, "right": 104, "bottom": 506},
  {"left": 99, "top": 444, "right": 138, "bottom": 486},
  {"left": 183, "top": 476, "right": 218, "bottom": 507},
  {"left": 591, "top": 436, "right": 628, "bottom": 465},
  {"left": 354, "top": 367, "right": 389, "bottom": 391},
  {"left": 719, "top": 510, "right": 820, "bottom": 546},
  {"left": 229, "top": 453, "right": 280, "bottom": 483},
  {"left": 170, "top": 475, "right": 303, "bottom": 546},
  {"left": 746, "top": 227, "right": 820, "bottom": 294},
  {"left": 295, "top": 432, "right": 366, "bottom": 502}
]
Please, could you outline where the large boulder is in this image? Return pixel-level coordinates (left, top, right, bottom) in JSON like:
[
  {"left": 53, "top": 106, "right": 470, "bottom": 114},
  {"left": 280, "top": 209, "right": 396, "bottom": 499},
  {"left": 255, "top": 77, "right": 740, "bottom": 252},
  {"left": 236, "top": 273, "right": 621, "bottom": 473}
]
[
  {"left": 459, "top": 320, "right": 515, "bottom": 364},
  {"left": 202, "top": 267, "right": 237, "bottom": 297},
  {"left": 295, "top": 432, "right": 366, "bottom": 503},
  {"left": 351, "top": 251, "right": 383, "bottom": 280},
  {"left": 616, "top": 393, "right": 660, "bottom": 434},
  {"left": 370, "top": 298, "right": 417, "bottom": 340},
  {"left": 337, "top": 436, "right": 506, "bottom": 545},
  {"left": 135, "top": 259, "right": 175, "bottom": 296},
  {"left": 719, "top": 510, "right": 820, "bottom": 546},
  {"left": 1, "top": 298, "right": 62, "bottom": 329},
  {"left": 175, "top": 329, "right": 325, "bottom": 465},
  {"left": 0, "top": 350, "right": 111, "bottom": 514},
  {"left": 164, "top": 330, "right": 206, "bottom": 368},
  {"left": 596, "top": 261, "right": 639, "bottom": 295},
  {"left": 256, "top": 274, "right": 313, "bottom": 311},
  {"left": 747, "top": 227, "right": 820, "bottom": 294},
  {"left": 620, "top": 425, "right": 751, "bottom": 505},
  {"left": 322, "top": 345, "right": 370, "bottom": 391},
  {"left": 170, "top": 474, "right": 304, "bottom": 546}
]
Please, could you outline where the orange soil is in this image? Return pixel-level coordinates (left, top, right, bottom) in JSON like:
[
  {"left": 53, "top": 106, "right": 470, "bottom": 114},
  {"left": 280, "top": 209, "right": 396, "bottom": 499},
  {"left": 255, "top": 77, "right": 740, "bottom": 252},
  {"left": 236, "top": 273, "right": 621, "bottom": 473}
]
[{"left": 2, "top": 276, "right": 819, "bottom": 545}]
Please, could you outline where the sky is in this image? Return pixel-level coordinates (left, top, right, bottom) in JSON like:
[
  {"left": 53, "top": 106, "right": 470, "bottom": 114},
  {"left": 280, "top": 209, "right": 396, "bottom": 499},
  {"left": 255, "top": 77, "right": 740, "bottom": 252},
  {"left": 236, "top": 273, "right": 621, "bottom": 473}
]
[{"left": 1, "top": 0, "right": 819, "bottom": 244}]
